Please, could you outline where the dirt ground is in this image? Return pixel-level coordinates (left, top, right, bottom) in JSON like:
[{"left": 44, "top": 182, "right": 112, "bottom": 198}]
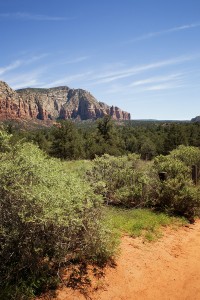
[{"left": 41, "top": 220, "right": 200, "bottom": 300}]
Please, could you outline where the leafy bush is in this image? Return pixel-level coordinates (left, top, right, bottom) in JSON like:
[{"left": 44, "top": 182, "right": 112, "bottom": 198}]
[
  {"left": 87, "top": 147, "right": 200, "bottom": 221},
  {"left": 149, "top": 151, "right": 200, "bottom": 221},
  {"left": 87, "top": 154, "right": 149, "bottom": 207},
  {"left": 0, "top": 130, "right": 12, "bottom": 152},
  {"left": 170, "top": 145, "right": 200, "bottom": 180},
  {"left": 0, "top": 140, "right": 115, "bottom": 299}
]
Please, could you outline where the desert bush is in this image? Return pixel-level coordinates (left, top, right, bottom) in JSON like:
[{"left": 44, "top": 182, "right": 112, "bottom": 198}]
[
  {"left": 0, "top": 130, "right": 12, "bottom": 152},
  {"left": 0, "top": 141, "right": 115, "bottom": 299},
  {"left": 170, "top": 145, "right": 200, "bottom": 165},
  {"left": 149, "top": 152, "right": 200, "bottom": 221},
  {"left": 170, "top": 145, "right": 200, "bottom": 180},
  {"left": 87, "top": 154, "right": 149, "bottom": 207},
  {"left": 87, "top": 148, "right": 200, "bottom": 220}
]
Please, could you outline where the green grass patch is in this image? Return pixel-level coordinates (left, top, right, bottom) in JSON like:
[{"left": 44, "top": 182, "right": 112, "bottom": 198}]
[{"left": 105, "top": 207, "right": 187, "bottom": 241}]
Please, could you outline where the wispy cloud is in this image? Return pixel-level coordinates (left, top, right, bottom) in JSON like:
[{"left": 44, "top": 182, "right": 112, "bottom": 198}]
[
  {"left": 104, "top": 71, "right": 186, "bottom": 95},
  {"left": 0, "top": 12, "right": 69, "bottom": 21},
  {"left": 25, "top": 53, "right": 50, "bottom": 63},
  {"left": 4, "top": 68, "right": 47, "bottom": 89},
  {"left": 43, "top": 71, "right": 93, "bottom": 88},
  {"left": 130, "top": 23, "right": 200, "bottom": 42},
  {"left": 1, "top": 53, "right": 198, "bottom": 93},
  {"left": 143, "top": 82, "right": 184, "bottom": 91},
  {"left": 130, "top": 73, "right": 183, "bottom": 87},
  {"left": 0, "top": 53, "right": 91, "bottom": 89},
  {"left": 91, "top": 55, "right": 196, "bottom": 85},
  {"left": 44, "top": 54, "right": 196, "bottom": 91},
  {"left": 11, "top": 79, "right": 40, "bottom": 90},
  {"left": 64, "top": 56, "right": 90, "bottom": 64},
  {"left": 0, "top": 60, "right": 22, "bottom": 75},
  {"left": 0, "top": 53, "right": 49, "bottom": 77}
]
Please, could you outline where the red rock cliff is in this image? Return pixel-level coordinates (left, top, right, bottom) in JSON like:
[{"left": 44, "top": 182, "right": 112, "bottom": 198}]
[{"left": 0, "top": 81, "right": 131, "bottom": 121}]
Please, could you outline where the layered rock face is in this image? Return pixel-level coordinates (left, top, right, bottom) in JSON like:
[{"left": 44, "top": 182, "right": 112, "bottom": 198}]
[
  {"left": 0, "top": 81, "right": 131, "bottom": 121},
  {"left": 0, "top": 81, "right": 39, "bottom": 120}
]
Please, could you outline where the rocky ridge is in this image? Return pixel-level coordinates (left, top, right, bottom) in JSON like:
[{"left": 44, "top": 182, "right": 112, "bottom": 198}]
[
  {"left": 0, "top": 81, "right": 130, "bottom": 121},
  {"left": 191, "top": 116, "right": 200, "bottom": 122}
]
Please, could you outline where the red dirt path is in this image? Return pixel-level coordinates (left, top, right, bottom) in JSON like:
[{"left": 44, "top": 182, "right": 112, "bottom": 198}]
[{"left": 42, "top": 220, "right": 200, "bottom": 300}]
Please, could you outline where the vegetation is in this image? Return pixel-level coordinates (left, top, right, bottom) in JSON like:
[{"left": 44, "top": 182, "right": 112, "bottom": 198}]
[
  {"left": 0, "top": 134, "right": 115, "bottom": 299},
  {"left": 148, "top": 146, "right": 200, "bottom": 222},
  {"left": 87, "top": 153, "right": 150, "bottom": 207},
  {"left": 3, "top": 118, "right": 200, "bottom": 160},
  {"left": 50, "top": 121, "right": 85, "bottom": 159},
  {"left": 0, "top": 118, "right": 200, "bottom": 298},
  {"left": 105, "top": 207, "right": 187, "bottom": 241}
]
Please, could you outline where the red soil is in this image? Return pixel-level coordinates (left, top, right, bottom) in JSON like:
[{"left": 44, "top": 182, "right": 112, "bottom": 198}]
[{"left": 40, "top": 220, "right": 200, "bottom": 300}]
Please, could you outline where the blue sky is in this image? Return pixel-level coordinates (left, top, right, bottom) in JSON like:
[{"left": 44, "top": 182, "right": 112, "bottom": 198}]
[{"left": 0, "top": 0, "right": 200, "bottom": 120}]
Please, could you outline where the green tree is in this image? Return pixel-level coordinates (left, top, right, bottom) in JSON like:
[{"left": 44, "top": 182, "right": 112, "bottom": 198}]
[
  {"left": 50, "top": 121, "right": 85, "bottom": 159},
  {"left": 95, "top": 116, "right": 124, "bottom": 156},
  {"left": 121, "top": 124, "right": 138, "bottom": 153},
  {"left": 140, "top": 138, "right": 157, "bottom": 160},
  {"left": 163, "top": 124, "right": 188, "bottom": 154}
]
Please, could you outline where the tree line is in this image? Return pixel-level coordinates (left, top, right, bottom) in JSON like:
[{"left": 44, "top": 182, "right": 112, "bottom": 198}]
[{"left": 4, "top": 117, "right": 200, "bottom": 160}]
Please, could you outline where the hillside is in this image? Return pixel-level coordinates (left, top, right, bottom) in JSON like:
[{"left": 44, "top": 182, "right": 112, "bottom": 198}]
[
  {"left": 191, "top": 116, "right": 200, "bottom": 122},
  {"left": 0, "top": 81, "right": 130, "bottom": 122}
]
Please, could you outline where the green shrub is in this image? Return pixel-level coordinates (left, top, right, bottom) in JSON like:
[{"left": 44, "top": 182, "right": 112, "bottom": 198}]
[
  {"left": 170, "top": 145, "right": 200, "bottom": 180},
  {"left": 149, "top": 152, "right": 200, "bottom": 221},
  {"left": 170, "top": 145, "right": 200, "bottom": 167},
  {"left": 0, "top": 130, "right": 12, "bottom": 152},
  {"left": 87, "top": 147, "right": 200, "bottom": 221},
  {"left": 87, "top": 154, "right": 149, "bottom": 207},
  {"left": 0, "top": 141, "right": 114, "bottom": 299}
]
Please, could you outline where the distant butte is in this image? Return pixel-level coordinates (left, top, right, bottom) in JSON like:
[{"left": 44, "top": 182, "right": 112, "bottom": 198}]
[{"left": 0, "top": 81, "right": 131, "bottom": 122}]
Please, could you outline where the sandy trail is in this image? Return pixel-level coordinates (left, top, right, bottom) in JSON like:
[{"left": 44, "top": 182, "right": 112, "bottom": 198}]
[{"left": 43, "top": 220, "right": 200, "bottom": 300}]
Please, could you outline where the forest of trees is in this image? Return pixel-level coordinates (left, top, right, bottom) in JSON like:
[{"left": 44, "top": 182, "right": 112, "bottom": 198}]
[{"left": 4, "top": 117, "right": 200, "bottom": 161}]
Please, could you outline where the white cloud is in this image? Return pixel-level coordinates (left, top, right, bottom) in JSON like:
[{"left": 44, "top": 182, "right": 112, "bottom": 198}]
[
  {"left": 0, "top": 12, "right": 69, "bottom": 21},
  {"left": 129, "top": 23, "right": 200, "bottom": 42},
  {"left": 1, "top": 53, "right": 197, "bottom": 94},
  {"left": 11, "top": 79, "right": 39, "bottom": 90},
  {"left": 64, "top": 56, "right": 90, "bottom": 64},
  {"left": 0, "top": 60, "right": 22, "bottom": 75},
  {"left": 104, "top": 72, "right": 185, "bottom": 95},
  {"left": 5, "top": 68, "right": 46, "bottom": 89},
  {"left": 144, "top": 83, "right": 184, "bottom": 91},
  {"left": 24, "top": 53, "right": 50, "bottom": 64},
  {"left": 0, "top": 53, "right": 49, "bottom": 77},
  {"left": 130, "top": 73, "right": 183, "bottom": 87},
  {"left": 42, "top": 71, "right": 93, "bottom": 88},
  {"left": 91, "top": 55, "right": 196, "bottom": 85}
]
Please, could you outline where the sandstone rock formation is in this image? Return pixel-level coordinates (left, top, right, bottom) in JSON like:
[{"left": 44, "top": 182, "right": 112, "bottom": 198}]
[
  {"left": 0, "top": 81, "right": 131, "bottom": 121},
  {"left": 0, "top": 81, "right": 38, "bottom": 120}
]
